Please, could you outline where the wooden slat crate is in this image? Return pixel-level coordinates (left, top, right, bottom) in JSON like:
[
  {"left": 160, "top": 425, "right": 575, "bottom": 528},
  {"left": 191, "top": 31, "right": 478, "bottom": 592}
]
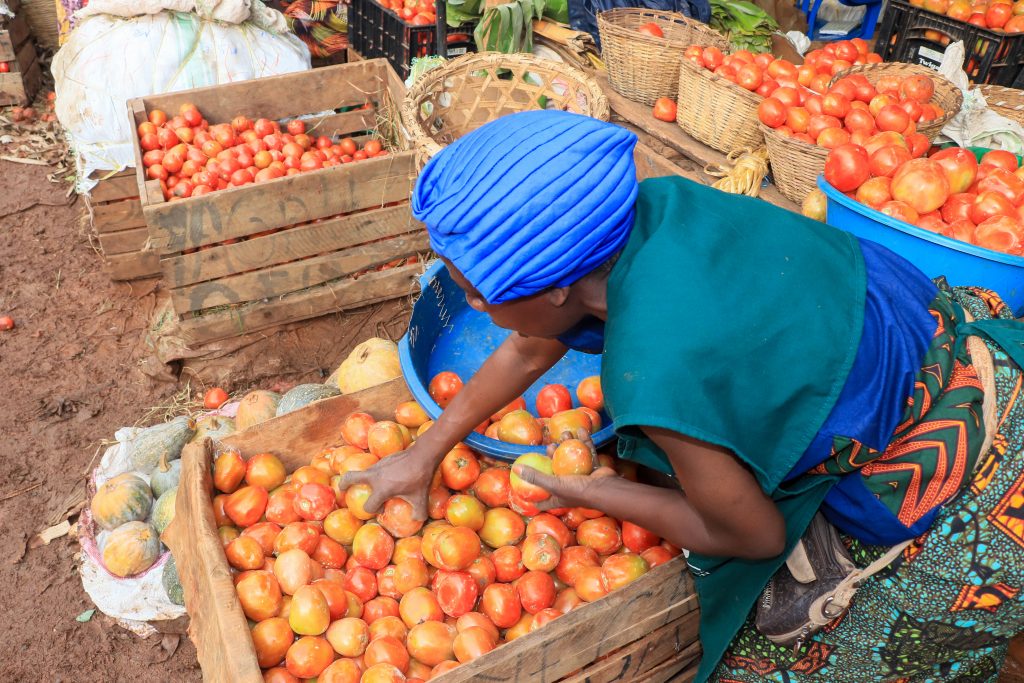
[
  {"left": 0, "top": 12, "right": 41, "bottom": 107},
  {"left": 164, "top": 378, "right": 701, "bottom": 683},
  {"left": 85, "top": 170, "right": 160, "bottom": 281},
  {"left": 127, "top": 59, "right": 425, "bottom": 346}
]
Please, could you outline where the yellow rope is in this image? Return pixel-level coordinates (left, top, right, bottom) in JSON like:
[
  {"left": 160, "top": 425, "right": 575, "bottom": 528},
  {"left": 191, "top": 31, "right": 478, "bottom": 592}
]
[{"left": 704, "top": 147, "right": 770, "bottom": 198}]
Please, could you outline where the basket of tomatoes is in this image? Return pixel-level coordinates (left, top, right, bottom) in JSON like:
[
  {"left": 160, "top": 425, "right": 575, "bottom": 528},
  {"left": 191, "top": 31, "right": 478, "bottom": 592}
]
[
  {"left": 756, "top": 61, "right": 956, "bottom": 203},
  {"left": 597, "top": 7, "right": 728, "bottom": 106},
  {"left": 164, "top": 378, "right": 700, "bottom": 682}
]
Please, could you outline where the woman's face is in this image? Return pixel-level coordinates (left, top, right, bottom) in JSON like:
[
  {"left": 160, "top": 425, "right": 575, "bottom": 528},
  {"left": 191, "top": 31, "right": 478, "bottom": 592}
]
[{"left": 444, "top": 259, "right": 585, "bottom": 339}]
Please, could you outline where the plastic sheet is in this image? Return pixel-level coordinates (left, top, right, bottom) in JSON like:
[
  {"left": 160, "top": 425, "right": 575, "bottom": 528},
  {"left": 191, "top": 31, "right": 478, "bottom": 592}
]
[{"left": 52, "top": 11, "right": 310, "bottom": 193}]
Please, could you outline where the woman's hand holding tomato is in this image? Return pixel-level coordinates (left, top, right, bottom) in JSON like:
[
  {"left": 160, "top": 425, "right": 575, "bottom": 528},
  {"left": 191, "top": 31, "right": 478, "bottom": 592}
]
[{"left": 511, "top": 428, "right": 617, "bottom": 512}]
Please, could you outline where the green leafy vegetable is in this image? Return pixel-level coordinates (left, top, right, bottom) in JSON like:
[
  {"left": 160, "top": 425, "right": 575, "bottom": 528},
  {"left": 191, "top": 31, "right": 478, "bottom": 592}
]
[
  {"left": 473, "top": 0, "right": 545, "bottom": 53},
  {"left": 709, "top": 0, "right": 778, "bottom": 54}
]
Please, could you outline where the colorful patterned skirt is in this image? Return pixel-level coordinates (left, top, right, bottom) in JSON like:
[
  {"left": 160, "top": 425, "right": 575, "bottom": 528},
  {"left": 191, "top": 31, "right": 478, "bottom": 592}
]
[{"left": 713, "top": 286, "right": 1024, "bottom": 683}]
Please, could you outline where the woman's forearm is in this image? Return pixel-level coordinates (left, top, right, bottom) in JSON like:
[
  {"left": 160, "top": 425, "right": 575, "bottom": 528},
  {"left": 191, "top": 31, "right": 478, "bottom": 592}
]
[{"left": 414, "top": 333, "right": 568, "bottom": 462}]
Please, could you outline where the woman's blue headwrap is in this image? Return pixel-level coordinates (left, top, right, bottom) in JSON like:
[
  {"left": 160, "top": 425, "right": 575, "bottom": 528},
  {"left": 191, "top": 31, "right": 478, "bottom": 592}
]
[{"left": 411, "top": 110, "right": 639, "bottom": 304}]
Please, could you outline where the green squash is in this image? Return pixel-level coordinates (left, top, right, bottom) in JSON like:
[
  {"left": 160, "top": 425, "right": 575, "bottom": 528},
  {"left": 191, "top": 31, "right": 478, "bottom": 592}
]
[
  {"left": 152, "top": 487, "right": 177, "bottom": 535},
  {"left": 91, "top": 473, "right": 153, "bottom": 530},
  {"left": 163, "top": 554, "right": 184, "bottom": 606},
  {"left": 276, "top": 383, "right": 340, "bottom": 417},
  {"left": 129, "top": 416, "right": 195, "bottom": 474},
  {"left": 189, "top": 414, "right": 235, "bottom": 445},
  {"left": 150, "top": 453, "right": 181, "bottom": 499}
]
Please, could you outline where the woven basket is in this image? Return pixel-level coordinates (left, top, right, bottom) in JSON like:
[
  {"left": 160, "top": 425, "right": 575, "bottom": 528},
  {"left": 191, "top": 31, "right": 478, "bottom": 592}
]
[
  {"left": 22, "top": 0, "right": 58, "bottom": 49},
  {"left": 675, "top": 58, "right": 764, "bottom": 155},
  {"left": 598, "top": 8, "right": 728, "bottom": 106},
  {"left": 830, "top": 62, "right": 962, "bottom": 141},
  {"left": 400, "top": 52, "right": 609, "bottom": 162},
  {"left": 978, "top": 84, "right": 1024, "bottom": 129},
  {"left": 761, "top": 124, "right": 830, "bottom": 204}
]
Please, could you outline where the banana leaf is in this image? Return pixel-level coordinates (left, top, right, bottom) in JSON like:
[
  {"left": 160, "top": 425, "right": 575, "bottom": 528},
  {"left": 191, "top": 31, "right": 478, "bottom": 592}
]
[
  {"left": 710, "top": 0, "right": 777, "bottom": 53},
  {"left": 473, "top": 0, "right": 545, "bottom": 53},
  {"left": 446, "top": 0, "right": 483, "bottom": 26}
]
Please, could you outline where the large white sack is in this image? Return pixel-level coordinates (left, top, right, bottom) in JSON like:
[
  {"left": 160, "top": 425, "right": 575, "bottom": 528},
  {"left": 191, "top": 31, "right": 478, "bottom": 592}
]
[{"left": 53, "top": 11, "right": 310, "bottom": 193}]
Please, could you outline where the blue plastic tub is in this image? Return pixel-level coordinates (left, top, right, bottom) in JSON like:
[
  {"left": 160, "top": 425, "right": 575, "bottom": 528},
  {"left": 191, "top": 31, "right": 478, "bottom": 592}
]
[
  {"left": 399, "top": 261, "right": 614, "bottom": 461},
  {"left": 817, "top": 176, "right": 1024, "bottom": 314}
]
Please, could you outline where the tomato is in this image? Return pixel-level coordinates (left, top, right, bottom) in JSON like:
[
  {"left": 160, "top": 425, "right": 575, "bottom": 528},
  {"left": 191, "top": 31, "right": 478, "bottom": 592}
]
[
  {"left": 406, "top": 620, "right": 457, "bottom": 668},
  {"left": 876, "top": 104, "right": 911, "bottom": 133},
  {"left": 323, "top": 508, "right": 362, "bottom": 545},
  {"left": 982, "top": 149, "right": 1019, "bottom": 172},
  {"left": 214, "top": 450, "right": 247, "bottom": 493},
  {"left": 225, "top": 535, "right": 265, "bottom": 571},
  {"left": 574, "top": 566, "right": 610, "bottom": 602},
  {"left": 806, "top": 114, "right": 840, "bottom": 141},
  {"left": 472, "top": 467, "right": 511, "bottom": 508},
  {"left": 473, "top": 508, "right": 522, "bottom": 550},
  {"left": 515, "top": 570, "right": 557, "bottom": 614},
  {"left": 602, "top": 553, "right": 650, "bottom": 591},
  {"left": 630, "top": 20, "right": 664, "bottom": 38},
  {"left": 855, "top": 176, "right": 893, "bottom": 209},
  {"left": 225, "top": 485, "right": 269, "bottom": 528},
  {"left": 449, "top": 625, "right": 495, "bottom": 663},
  {"left": 251, "top": 617, "right": 293, "bottom": 669},
  {"left": 345, "top": 483, "right": 376, "bottom": 521},
  {"left": 972, "top": 190, "right": 1018, "bottom": 224},
  {"left": 987, "top": 1, "right": 1013, "bottom": 27},
  {"left": 341, "top": 564, "right": 377, "bottom": 603},
  {"left": 242, "top": 522, "right": 282, "bottom": 557},
  {"left": 378, "top": 498, "right": 424, "bottom": 538},
  {"left": 517, "top": 533, "right": 560, "bottom": 573},
  {"left": 434, "top": 448, "right": 479, "bottom": 492},
  {"left": 636, "top": 546, "right": 673, "bottom": 569},
  {"left": 363, "top": 596, "right": 401, "bottom": 624},
  {"left": 554, "top": 544, "right": 600, "bottom": 586},
  {"left": 273, "top": 547, "right": 313, "bottom": 595},
  {"left": 509, "top": 452, "right": 554, "bottom": 502},
  {"left": 370, "top": 615, "right": 409, "bottom": 644},
  {"left": 311, "top": 535, "right": 347, "bottom": 569},
  {"left": 237, "top": 570, "right": 283, "bottom": 621},
  {"left": 620, "top": 521, "right": 660, "bottom": 554},
  {"left": 429, "top": 371, "right": 463, "bottom": 407},
  {"left": 241, "top": 454, "right": 284, "bottom": 491},
  {"left": 576, "top": 517, "right": 623, "bottom": 555},
  {"left": 340, "top": 412, "right": 376, "bottom": 450},
  {"left": 435, "top": 570, "right": 479, "bottom": 618},
  {"left": 199, "top": 386, "right": 229, "bottom": 410},
  {"left": 376, "top": 565, "right": 401, "bottom": 600},
  {"left": 285, "top": 635, "right": 334, "bottom": 678},
  {"left": 978, "top": 167, "right": 1024, "bottom": 205},
  {"left": 926, "top": 147, "right": 978, "bottom": 195},
  {"left": 824, "top": 144, "right": 871, "bottom": 192},
  {"left": 481, "top": 582, "right": 522, "bottom": 628},
  {"left": 975, "top": 215, "right": 1023, "bottom": 252},
  {"left": 289, "top": 584, "right": 330, "bottom": 636},
  {"left": 367, "top": 420, "right": 412, "bottom": 458},
  {"left": 879, "top": 200, "right": 921, "bottom": 225},
  {"left": 782, "top": 106, "right": 809, "bottom": 134},
  {"left": 522, "top": 515, "right": 572, "bottom": 551},
  {"left": 445, "top": 494, "right": 486, "bottom": 530},
  {"left": 941, "top": 193, "right": 978, "bottom": 224},
  {"left": 353, "top": 523, "right": 395, "bottom": 570},
  {"left": 363, "top": 635, "right": 410, "bottom": 674},
  {"left": 263, "top": 667, "right": 300, "bottom": 683},
  {"left": 890, "top": 158, "right": 951, "bottom": 214},
  {"left": 435, "top": 526, "right": 481, "bottom": 571},
  {"left": 396, "top": 586, "right": 443, "bottom": 630},
  {"left": 867, "top": 144, "right": 911, "bottom": 179},
  {"left": 534, "top": 384, "right": 573, "bottom": 418},
  {"left": 466, "top": 554, "right": 496, "bottom": 593},
  {"left": 291, "top": 483, "right": 335, "bottom": 522},
  {"left": 488, "top": 397, "right": 525, "bottom": 423},
  {"left": 651, "top": 97, "right": 677, "bottom": 122}
]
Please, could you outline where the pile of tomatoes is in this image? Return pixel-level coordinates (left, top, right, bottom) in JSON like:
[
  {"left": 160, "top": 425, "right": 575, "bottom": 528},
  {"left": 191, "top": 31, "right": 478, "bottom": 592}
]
[
  {"left": 825, "top": 142, "right": 1024, "bottom": 255},
  {"left": 758, "top": 71, "right": 942, "bottom": 151},
  {"left": 429, "top": 371, "right": 604, "bottom": 447},
  {"left": 135, "top": 103, "right": 387, "bottom": 202},
  {"left": 910, "top": 0, "right": 1024, "bottom": 33},
  {"left": 375, "top": 0, "right": 437, "bottom": 25},
  {"left": 215, "top": 399, "right": 677, "bottom": 682}
]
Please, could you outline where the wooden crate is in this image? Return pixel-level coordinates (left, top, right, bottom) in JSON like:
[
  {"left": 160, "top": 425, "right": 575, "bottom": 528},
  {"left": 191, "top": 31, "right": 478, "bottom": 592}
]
[
  {"left": 164, "top": 378, "right": 701, "bottom": 683},
  {"left": 127, "top": 59, "right": 426, "bottom": 346},
  {"left": 85, "top": 170, "right": 160, "bottom": 281},
  {"left": 0, "top": 12, "right": 41, "bottom": 107}
]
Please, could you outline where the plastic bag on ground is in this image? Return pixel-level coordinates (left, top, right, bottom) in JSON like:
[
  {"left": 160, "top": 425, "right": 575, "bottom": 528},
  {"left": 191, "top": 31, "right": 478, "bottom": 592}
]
[
  {"left": 938, "top": 41, "right": 1024, "bottom": 154},
  {"left": 53, "top": 11, "right": 310, "bottom": 194}
]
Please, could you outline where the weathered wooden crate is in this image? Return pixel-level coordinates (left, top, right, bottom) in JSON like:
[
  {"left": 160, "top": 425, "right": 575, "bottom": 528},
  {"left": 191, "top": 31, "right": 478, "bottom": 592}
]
[
  {"left": 165, "top": 378, "right": 701, "bottom": 683},
  {"left": 0, "top": 12, "right": 41, "bottom": 107},
  {"left": 85, "top": 170, "right": 160, "bottom": 281},
  {"left": 127, "top": 59, "right": 426, "bottom": 346}
]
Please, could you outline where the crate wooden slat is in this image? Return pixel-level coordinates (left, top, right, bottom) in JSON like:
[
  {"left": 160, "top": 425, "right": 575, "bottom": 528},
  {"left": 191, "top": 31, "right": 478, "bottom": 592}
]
[
  {"left": 86, "top": 170, "right": 160, "bottom": 281},
  {"left": 128, "top": 59, "right": 422, "bottom": 345},
  {"left": 165, "top": 378, "right": 702, "bottom": 683},
  {"left": 0, "top": 13, "right": 39, "bottom": 106}
]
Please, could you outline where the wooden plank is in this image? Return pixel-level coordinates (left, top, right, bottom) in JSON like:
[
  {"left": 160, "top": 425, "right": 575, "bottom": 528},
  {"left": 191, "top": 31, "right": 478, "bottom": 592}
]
[
  {"left": 145, "top": 152, "right": 418, "bottom": 251},
  {"left": 12, "top": 34, "right": 32, "bottom": 70},
  {"left": 131, "top": 60, "right": 391, "bottom": 128},
  {"left": 105, "top": 250, "right": 161, "bottom": 281},
  {"left": 92, "top": 196, "right": 146, "bottom": 233},
  {"left": 89, "top": 171, "right": 140, "bottom": 203},
  {"left": 0, "top": 14, "right": 29, "bottom": 62},
  {"left": 177, "top": 263, "right": 420, "bottom": 344},
  {"left": 634, "top": 141, "right": 691, "bottom": 182},
  {"left": 97, "top": 226, "right": 150, "bottom": 256},
  {"left": 636, "top": 654, "right": 699, "bottom": 683},
  {"left": 596, "top": 71, "right": 799, "bottom": 213},
  {"left": 562, "top": 616, "right": 700, "bottom": 683},
  {"left": 220, "top": 377, "right": 413, "bottom": 469},
  {"left": 163, "top": 204, "right": 420, "bottom": 288},
  {"left": 170, "top": 231, "right": 429, "bottom": 312},
  {"left": 433, "top": 561, "right": 697, "bottom": 683},
  {"left": 304, "top": 108, "right": 377, "bottom": 139}
]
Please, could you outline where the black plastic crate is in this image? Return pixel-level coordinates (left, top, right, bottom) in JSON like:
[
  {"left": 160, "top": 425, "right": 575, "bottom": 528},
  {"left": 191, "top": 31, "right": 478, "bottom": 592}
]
[
  {"left": 875, "top": 0, "right": 1024, "bottom": 85},
  {"left": 348, "top": 0, "right": 475, "bottom": 80}
]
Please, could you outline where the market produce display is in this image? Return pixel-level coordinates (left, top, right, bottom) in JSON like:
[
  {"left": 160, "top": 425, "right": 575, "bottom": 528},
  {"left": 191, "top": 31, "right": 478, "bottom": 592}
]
[
  {"left": 908, "top": 0, "right": 1024, "bottom": 33},
  {"left": 374, "top": 0, "right": 438, "bottom": 25},
  {"left": 213, "top": 397, "right": 677, "bottom": 681},
  {"left": 757, "top": 70, "right": 941, "bottom": 149},
  {"left": 134, "top": 103, "right": 388, "bottom": 201},
  {"left": 428, "top": 371, "right": 604, "bottom": 449},
  {"left": 823, "top": 143, "right": 1024, "bottom": 255}
]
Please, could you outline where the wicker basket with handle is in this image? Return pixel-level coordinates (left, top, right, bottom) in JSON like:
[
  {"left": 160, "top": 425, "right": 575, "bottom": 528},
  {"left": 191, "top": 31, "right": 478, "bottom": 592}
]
[
  {"left": 400, "top": 51, "right": 609, "bottom": 163},
  {"left": 598, "top": 7, "right": 728, "bottom": 106},
  {"left": 675, "top": 58, "right": 764, "bottom": 155},
  {"left": 830, "top": 62, "right": 963, "bottom": 141},
  {"left": 761, "top": 124, "right": 831, "bottom": 204},
  {"left": 978, "top": 83, "right": 1024, "bottom": 129}
]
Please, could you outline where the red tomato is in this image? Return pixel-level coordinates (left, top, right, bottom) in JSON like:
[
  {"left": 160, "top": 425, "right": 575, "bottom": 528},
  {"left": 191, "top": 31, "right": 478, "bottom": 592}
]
[
  {"left": 429, "top": 371, "right": 463, "bottom": 408},
  {"left": 526, "top": 513, "right": 574, "bottom": 548},
  {"left": 472, "top": 467, "right": 511, "bottom": 508},
  {"left": 353, "top": 523, "right": 396, "bottom": 570},
  {"left": 652, "top": 97, "right": 677, "bottom": 122},
  {"left": 293, "top": 483, "right": 336, "bottom": 521},
  {"left": 621, "top": 521, "right": 661, "bottom": 553},
  {"left": 975, "top": 215, "right": 1023, "bottom": 252},
  {"left": 640, "top": 545, "right": 675, "bottom": 568},
  {"left": 602, "top": 553, "right": 650, "bottom": 590},
  {"left": 941, "top": 192, "right": 979, "bottom": 224},
  {"left": 824, "top": 144, "right": 871, "bottom": 192},
  {"left": 440, "top": 447, "right": 480, "bottom": 490},
  {"left": 225, "top": 485, "right": 269, "bottom": 527},
  {"left": 982, "top": 149, "right": 1019, "bottom": 172},
  {"left": 876, "top": 104, "right": 911, "bottom": 133},
  {"left": 855, "top": 176, "right": 893, "bottom": 209},
  {"left": 481, "top": 582, "right": 522, "bottom": 628},
  {"left": 891, "top": 158, "right": 951, "bottom": 214},
  {"left": 931, "top": 147, "right": 979, "bottom": 193},
  {"left": 576, "top": 517, "right": 623, "bottom": 556},
  {"left": 971, "top": 190, "right": 1018, "bottom": 224},
  {"left": 635, "top": 21, "right": 664, "bottom": 37},
  {"left": 879, "top": 200, "right": 921, "bottom": 225},
  {"left": 757, "top": 98, "right": 787, "bottom": 128},
  {"left": 735, "top": 64, "right": 764, "bottom": 91},
  {"left": 869, "top": 145, "right": 912, "bottom": 178},
  {"left": 435, "top": 571, "right": 479, "bottom": 617},
  {"left": 535, "top": 384, "right": 573, "bottom": 418},
  {"left": 344, "top": 565, "right": 379, "bottom": 603},
  {"left": 516, "top": 570, "right": 557, "bottom": 614}
]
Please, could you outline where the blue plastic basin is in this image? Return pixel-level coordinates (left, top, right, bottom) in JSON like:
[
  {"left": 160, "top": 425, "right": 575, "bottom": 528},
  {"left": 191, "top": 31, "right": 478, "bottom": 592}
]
[
  {"left": 399, "top": 261, "right": 614, "bottom": 461},
  {"left": 818, "top": 175, "right": 1024, "bottom": 313}
]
